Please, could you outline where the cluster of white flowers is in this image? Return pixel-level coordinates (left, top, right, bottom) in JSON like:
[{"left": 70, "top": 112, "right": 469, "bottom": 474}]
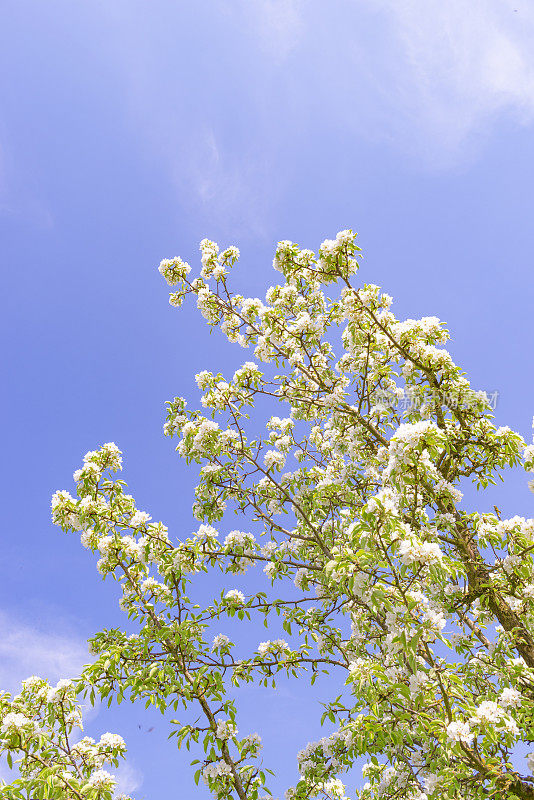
[
  {"left": 318, "top": 777, "right": 348, "bottom": 798},
  {"left": 422, "top": 773, "right": 440, "bottom": 794},
  {"left": 195, "top": 524, "right": 219, "bottom": 541},
  {"left": 294, "top": 568, "right": 309, "bottom": 589},
  {"left": 45, "top": 679, "right": 74, "bottom": 705},
  {"left": 98, "top": 732, "right": 126, "bottom": 750},
  {"left": 203, "top": 759, "right": 233, "bottom": 783},
  {"left": 224, "top": 529, "right": 255, "bottom": 549},
  {"left": 317, "top": 230, "right": 360, "bottom": 278},
  {"left": 1, "top": 711, "right": 36, "bottom": 735},
  {"left": 73, "top": 460, "right": 100, "bottom": 482},
  {"left": 140, "top": 576, "right": 172, "bottom": 602},
  {"left": 224, "top": 589, "right": 246, "bottom": 605},
  {"left": 243, "top": 732, "right": 262, "bottom": 749},
  {"left": 445, "top": 720, "right": 474, "bottom": 745},
  {"left": 257, "top": 639, "right": 289, "bottom": 657},
  {"left": 389, "top": 421, "right": 442, "bottom": 460},
  {"left": 158, "top": 256, "right": 191, "bottom": 285},
  {"left": 79, "top": 442, "right": 122, "bottom": 475},
  {"left": 50, "top": 489, "right": 80, "bottom": 528},
  {"left": 199, "top": 239, "right": 239, "bottom": 282},
  {"left": 234, "top": 361, "right": 259, "bottom": 379},
  {"left": 398, "top": 537, "right": 443, "bottom": 566},
  {"left": 215, "top": 718, "right": 237, "bottom": 739},
  {"left": 471, "top": 700, "right": 504, "bottom": 725},
  {"left": 499, "top": 687, "right": 522, "bottom": 707},
  {"left": 422, "top": 607, "right": 446, "bottom": 635},
  {"left": 0, "top": 674, "right": 130, "bottom": 797},
  {"left": 408, "top": 670, "right": 429, "bottom": 697},
  {"left": 297, "top": 727, "right": 355, "bottom": 780},
  {"left": 264, "top": 449, "right": 286, "bottom": 470},
  {"left": 86, "top": 768, "right": 116, "bottom": 790},
  {"left": 212, "top": 633, "right": 230, "bottom": 650},
  {"left": 130, "top": 510, "right": 151, "bottom": 527}
]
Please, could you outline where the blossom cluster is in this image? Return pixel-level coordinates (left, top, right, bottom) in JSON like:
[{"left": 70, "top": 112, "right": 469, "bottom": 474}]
[{"left": 0, "top": 676, "right": 131, "bottom": 799}]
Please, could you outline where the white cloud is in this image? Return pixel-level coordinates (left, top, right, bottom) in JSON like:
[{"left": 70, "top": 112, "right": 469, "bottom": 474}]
[
  {"left": 113, "top": 760, "right": 144, "bottom": 798},
  {"left": 91, "top": 4, "right": 277, "bottom": 236},
  {"left": 236, "top": 0, "right": 534, "bottom": 164},
  {"left": 175, "top": 127, "right": 273, "bottom": 235},
  {"left": 85, "top": 0, "right": 534, "bottom": 221},
  {"left": 354, "top": 0, "right": 534, "bottom": 164},
  {"left": 0, "top": 610, "right": 89, "bottom": 693}
]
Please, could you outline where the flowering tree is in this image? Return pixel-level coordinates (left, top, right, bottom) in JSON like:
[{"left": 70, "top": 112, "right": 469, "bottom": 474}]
[{"left": 3, "top": 230, "right": 534, "bottom": 800}]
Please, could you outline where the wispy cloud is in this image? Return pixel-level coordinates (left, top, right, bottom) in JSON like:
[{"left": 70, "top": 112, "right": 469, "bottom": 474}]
[
  {"left": 241, "top": 0, "right": 534, "bottom": 165},
  {"left": 354, "top": 0, "right": 534, "bottom": 164},
  {"left": 86, "top": 0, "right": 534, "bottom": 227},
  {"left": 0, "top": 610, "right": 89, "bottom": 693},
  {"left": 164, "top": 125, "right": 273, "bottom": 235},
  {"left": 113, "top": 760, "right": 143, "bottom": 798},
  {"left": 230, "top": 0, "right": 534, "bottom": 165},
  {"left": 93, "top": 5, "right": 277, "bottom": 236}
]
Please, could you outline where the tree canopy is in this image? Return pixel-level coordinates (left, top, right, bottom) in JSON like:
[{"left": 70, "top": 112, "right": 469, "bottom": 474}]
[{"left": 2, "top": 230, "right": 534, "bottom": 800}]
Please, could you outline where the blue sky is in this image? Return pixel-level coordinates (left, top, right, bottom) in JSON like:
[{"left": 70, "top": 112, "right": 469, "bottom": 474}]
[{"left": 2, "top": 0, "right": 534, "bottom": 796}]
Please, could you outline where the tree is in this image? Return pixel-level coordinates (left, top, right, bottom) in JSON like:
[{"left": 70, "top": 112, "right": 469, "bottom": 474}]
[{"left": 2, "top": 229, "right": 534, "bottom": 800}]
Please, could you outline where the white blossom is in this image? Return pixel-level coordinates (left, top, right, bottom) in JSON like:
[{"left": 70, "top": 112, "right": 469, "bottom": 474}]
[
  {"left": 130, "top": 510, "right": 151, "bottom": 527},
  {"left": 212, "top": 634, "right": 230, "bottom": 650},
  {"left": 224, "top": 589, "right": 245, "bottom": 604},
  {"left": 446, "top": 720, "right": 474, "bottom": 745}
]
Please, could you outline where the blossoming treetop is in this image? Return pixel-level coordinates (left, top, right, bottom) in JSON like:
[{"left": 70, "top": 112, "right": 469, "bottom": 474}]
[{"left": 2, "top": 229, "right": 534, "bottom": 800}]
